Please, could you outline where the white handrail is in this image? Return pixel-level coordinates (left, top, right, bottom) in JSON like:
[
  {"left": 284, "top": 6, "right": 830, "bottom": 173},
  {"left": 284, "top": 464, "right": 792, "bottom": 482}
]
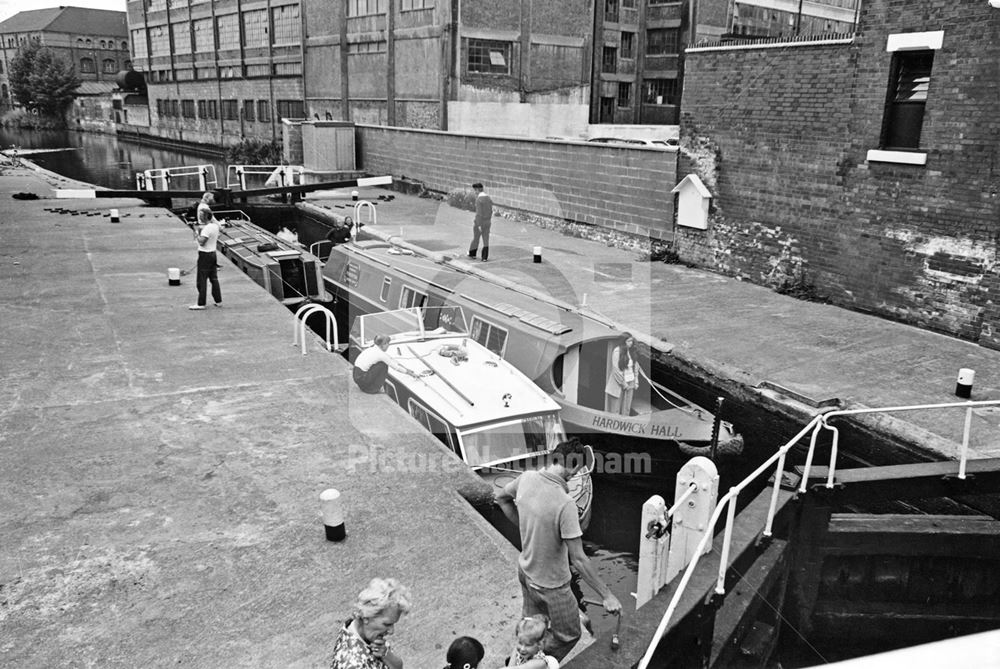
[
  {"left": 227, "top": 164, "right": 306, "bottom": 190},
  {"left": 355, "top": 200, "right": 377, "bottom": 225},
  {"left": 293, "top": 304, "right": 338, "bottom": 355},
  {"left": 138, "top": 164, "right": 217, "bottom": 191},
  {"left": 636, "top": 398, "right": 1000, "bottom": 669}
]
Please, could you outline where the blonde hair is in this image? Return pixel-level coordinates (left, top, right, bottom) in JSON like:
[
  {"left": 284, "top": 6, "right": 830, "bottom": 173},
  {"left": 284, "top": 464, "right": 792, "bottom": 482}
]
[
  {"left": 354, "top": 577, "right": 412, "bottom": 619},
  {"left": 515, "top": 614, "right": 548, "bottom": 643}
]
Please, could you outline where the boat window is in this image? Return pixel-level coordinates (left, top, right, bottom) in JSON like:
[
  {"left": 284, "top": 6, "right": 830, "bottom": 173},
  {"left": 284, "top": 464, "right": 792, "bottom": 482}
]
[
  {"left": 461, "top": 413, "right": 564, "bottom": 467},
  {"left": 399, "top": 286, "right": 426, "bottom": 310},
  {"left": 408, "top": 400, "right": 453, "bottom": 449},
  {"left": 470, "top": 316, "right": 508, "bottom": 357},
  {"left": 384, "top": 379, "right": 398, "bottom": 404},
  {"left": 380, "top": 277, "right": 392, "bottom": 302}
]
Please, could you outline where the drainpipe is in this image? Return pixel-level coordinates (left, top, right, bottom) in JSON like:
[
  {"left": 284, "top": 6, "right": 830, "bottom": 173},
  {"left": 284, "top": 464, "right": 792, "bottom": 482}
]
[
  {"left": 590, "top": 0, "right": 601, "bottom": 123},
  {"left": 386, "top": 0, "right": 396, "bottom": 125},
  {"left": 518, "top": 0, "right": 531, "bottom": 102},
  {"left": 340, "top": 0, "right": 350, "bottom": 120}
]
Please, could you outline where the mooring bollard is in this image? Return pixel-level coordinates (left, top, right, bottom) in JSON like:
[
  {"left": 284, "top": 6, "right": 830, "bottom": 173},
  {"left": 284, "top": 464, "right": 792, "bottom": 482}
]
[
  {"left": 167, "top": 267, "right": 181, "bottom": 286},
  {"left": 110, "top": 208, "right": 120, "bottom": 223},
  {"left": 320, "top": 488, "right": 346, "bottom": 541},
  {"left": 351, "top": 190, "right": 359, "bottom": 202},
  {"left": 533, "top": 246, "right": 542, "bottom": 263},
  {"left": 955, "top": 368, "right": 975, "bottom": 399}
]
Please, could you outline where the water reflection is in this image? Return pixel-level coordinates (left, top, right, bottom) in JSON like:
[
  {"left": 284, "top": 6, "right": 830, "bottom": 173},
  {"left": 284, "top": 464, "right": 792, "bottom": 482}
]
[{"left": 0, "top": 128, "right": 228, "bottom": 191}]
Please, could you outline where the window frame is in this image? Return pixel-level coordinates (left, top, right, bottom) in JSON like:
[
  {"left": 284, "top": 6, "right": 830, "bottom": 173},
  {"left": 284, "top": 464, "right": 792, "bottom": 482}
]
[
  {"left": 467, "top": 39, "right": 512, "bottom": 75},
  {"left": 602, "top": 45, "right": 617, "bottom": 73},
  {"left": 399, "top": 286, "right": 426, "bottom": 310},
  {"left": 617, "top": 81, "right": 632, "bottom": 108},
  {"left": 469, "top": 316, "right": 508, "bottom": 357},
  {"left": 620, "top": 32, "right": 635, "bottom": 60},
  {"left": 867, "top": 30, "right": 943, "bottom": 166},
  {"left": 646, "top": 27, "right": 679, "bottom": 56}
]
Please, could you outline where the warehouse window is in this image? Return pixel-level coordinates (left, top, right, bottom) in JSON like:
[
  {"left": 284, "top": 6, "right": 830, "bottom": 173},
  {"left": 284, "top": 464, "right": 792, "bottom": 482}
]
[
  {"left": 217, "top": 14, "right": 240, "bottom": 50},
  {"left": 468, "top": 39, "right": 511, "bottom": 75},
  {"left": 193, "top": 18, "right": 214, "bottom": 53},
  {"left": 617, "top": 82, "right": 632, "bottom": 108},
  {"left": 276, "top": 99, "right": 305, "bottom": 119},
  {"left": 272, "top": 5, "right": 301, "bottom": 44},
  {"left": 602, "top": 46, "right": 617, "bottom": 73},
  {"left": 221, "top": 99, "right": 238, "bottom": 121},
  {"left": 242, "top": 9, "right": 268, "bottom": 48},
  {"left": 620, "top": 32, "right": 635, "bottom": 59},
  {"left": 646, "top": 28, "right": 678, "bottom": 55},
  {"left": 643, "top": 78, "right": 677, "bottom": 105}
]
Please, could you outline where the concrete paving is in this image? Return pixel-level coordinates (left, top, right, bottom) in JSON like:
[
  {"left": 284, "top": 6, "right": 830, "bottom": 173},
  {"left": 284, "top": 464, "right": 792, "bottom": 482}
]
[
  {"left": 0, "top": 165, "right": 522, "bottom": 668},
  {"left": 304, "top": 184, "right": 1000, "bottom": 462}
]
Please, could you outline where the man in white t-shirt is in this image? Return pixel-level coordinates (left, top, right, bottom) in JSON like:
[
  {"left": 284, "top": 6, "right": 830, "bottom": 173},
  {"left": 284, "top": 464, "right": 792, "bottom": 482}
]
[
  {"left": 189, "top": 192, "right": 222, "bottom": 310},
  {"left": 353, "top": 334, "right": 413, "bottom": 393}
]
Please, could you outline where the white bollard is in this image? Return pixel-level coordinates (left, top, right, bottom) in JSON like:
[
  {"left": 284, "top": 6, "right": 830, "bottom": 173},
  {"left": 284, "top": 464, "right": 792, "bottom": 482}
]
[
  {"left": 320, "top": 488, "right": 346, "bottom": 541},
  {"left": 167, "top": 267, "right": 181, "bottom": 286},
  {"left": 956, "top": 368, "right": 975, "bottom": 399},
  {"left": 110, "top": 208, "right": 120, "bottom": 223},
  {"left": 636, "top": 494, "right": 668, "bottom": 609},
  {"left": 664, "top": 456, "right": 719, "bottom": 586},
  {"left": 533, "top": 246, "right": 542, "bottom": 263},
  {"left": 351, "top": 189, "right": 359, "bottom": 201}
]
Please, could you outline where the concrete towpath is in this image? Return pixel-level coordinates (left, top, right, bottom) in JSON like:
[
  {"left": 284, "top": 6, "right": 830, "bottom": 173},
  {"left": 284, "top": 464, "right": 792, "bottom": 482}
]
[
  {"left": 305, "top": 185, "right": 1000, "bottom": 462},
  {"left": 0, "top": 165, "right": 521, "bottom": 668}
]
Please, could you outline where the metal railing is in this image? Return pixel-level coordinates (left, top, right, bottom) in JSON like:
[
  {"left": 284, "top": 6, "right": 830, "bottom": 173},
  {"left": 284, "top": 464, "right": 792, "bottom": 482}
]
[
  {"left": 226, "top": 164, "right": 306, "bottom": 191},
  {"left": 636, "top": 398, "right": 1000, "bottom": 669},
  {"left": 354, "top": 200, "right": 377, "bottom": 226},
  {"left": 293, "top": 303, "right": 339, "bottom": 355},
  {"left": 137, "top": 164, "right": 217, "bottom": 192}
]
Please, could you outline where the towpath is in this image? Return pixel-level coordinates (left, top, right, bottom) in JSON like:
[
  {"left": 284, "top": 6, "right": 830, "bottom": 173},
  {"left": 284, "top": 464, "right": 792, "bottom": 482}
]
[
  {"left": 306, "top": 184, "right": 1000, "bottom": 463},
  {"left": 0, "top": 165, "right": 522, "bottom": 668}
]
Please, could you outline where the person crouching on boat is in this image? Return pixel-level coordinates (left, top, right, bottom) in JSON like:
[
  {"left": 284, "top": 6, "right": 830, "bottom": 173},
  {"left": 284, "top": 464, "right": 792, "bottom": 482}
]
[
  {"left": 604, "top": 332, "right": 638, "bottom": 415},
  {"left": 353, "top": 334, "right": 414, "bottom": 394}
]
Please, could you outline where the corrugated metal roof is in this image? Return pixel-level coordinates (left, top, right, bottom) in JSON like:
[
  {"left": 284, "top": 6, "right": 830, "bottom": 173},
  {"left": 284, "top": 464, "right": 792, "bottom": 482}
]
[{"left": 0, "top": 7, "right": 127, "bottom": 37}]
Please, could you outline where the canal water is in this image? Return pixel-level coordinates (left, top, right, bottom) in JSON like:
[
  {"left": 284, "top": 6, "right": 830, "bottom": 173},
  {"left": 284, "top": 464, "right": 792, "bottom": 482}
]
[
  {"left": 0, "top": 128, "right": 228, "bottom": 191},
  {"left": 9, "top": 128, "right": 938, "bottom": 666}
]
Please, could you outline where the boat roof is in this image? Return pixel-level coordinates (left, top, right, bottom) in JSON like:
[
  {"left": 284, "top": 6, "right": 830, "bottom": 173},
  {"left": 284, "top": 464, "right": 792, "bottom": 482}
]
[
  {"left": 218, "top": 218, "right": 319, "bottom": 262},
  {"left": 334, "top": 241, "right": 624, "bottom": 350},
  {"left": 351, "top": 308, "right": 561, "bottom": 430}
]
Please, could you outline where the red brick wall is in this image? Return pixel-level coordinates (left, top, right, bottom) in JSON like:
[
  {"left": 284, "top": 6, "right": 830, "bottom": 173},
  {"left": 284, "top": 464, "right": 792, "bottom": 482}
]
[
  {"left": 358, "top": 126, "right": 677, "bottom": 239},
  {"left": 677, "top": 0, "right": 1000, "bottom": 343}
]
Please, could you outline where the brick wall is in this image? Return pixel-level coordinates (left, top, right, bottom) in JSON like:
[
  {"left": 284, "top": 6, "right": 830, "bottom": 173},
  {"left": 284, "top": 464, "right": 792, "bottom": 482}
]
[
  {"left": 357, "top": 125, "right": 677, "bottom": 239},
  {"left": 678, "top": 0, "right": 1000, "bottom": 343}
]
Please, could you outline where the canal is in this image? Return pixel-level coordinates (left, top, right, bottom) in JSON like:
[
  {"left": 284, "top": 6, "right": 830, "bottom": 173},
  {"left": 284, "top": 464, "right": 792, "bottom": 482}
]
[
  {"left": 0, "top": 128, "right": 228, "bottom": 191},
  {"left": 10, "top": 127, "right": 973, "bottom": 667}
]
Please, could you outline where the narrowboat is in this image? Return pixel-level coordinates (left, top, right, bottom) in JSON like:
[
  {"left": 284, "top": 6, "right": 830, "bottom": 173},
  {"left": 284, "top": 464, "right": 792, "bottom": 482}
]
[
  {"left": 212, "top": 211, "right": 327, "bottom": 305},
  {"left": 348, "top": 305, "right": 594, "bottom": 526},
  {"left": 323, "top": 240, "right": 743, "bottom": 469}
]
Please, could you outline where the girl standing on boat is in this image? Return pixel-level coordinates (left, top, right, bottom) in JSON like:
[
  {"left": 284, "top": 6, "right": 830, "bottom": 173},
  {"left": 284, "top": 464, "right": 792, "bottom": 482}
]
[{"left": 604, "top": 333, "right": 638, "bottom": 416}]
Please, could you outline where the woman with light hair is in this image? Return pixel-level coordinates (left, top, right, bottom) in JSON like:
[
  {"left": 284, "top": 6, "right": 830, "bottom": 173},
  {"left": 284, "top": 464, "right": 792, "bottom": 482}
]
[{"left": 331, "top": 577, "right": 413, "bottom": 669}]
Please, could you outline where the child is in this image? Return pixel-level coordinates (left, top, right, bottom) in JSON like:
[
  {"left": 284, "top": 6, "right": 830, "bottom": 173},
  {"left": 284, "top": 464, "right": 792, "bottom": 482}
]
[
  {"left": 444, "top": 636, "right": 484, "bottom": 669},
  {"left": 508, "top": 615, "right": 559, "bottom": 669}
]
